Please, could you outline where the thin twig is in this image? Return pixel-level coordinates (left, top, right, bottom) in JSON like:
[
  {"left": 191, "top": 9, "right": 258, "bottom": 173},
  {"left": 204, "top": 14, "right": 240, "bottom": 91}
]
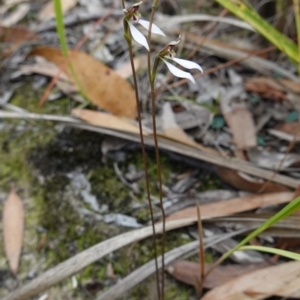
[
  {"left": 96, "top": 228, "right": 250, "bottom": 300},
  {"left": 1, "top": 220, "right": 195, "bottom": 300},
  {"left": 196, "top": 201, "right": 205, "bottom": 298}
]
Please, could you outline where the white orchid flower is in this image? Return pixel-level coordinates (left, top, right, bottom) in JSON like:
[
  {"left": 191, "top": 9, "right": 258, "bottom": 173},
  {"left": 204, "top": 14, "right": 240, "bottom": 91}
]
[
  {"left": 123, "top": 1, "right": 165, "bottom": 51},
  {"left": 158, "top": 36, "right": 203, "bottom": 84}
]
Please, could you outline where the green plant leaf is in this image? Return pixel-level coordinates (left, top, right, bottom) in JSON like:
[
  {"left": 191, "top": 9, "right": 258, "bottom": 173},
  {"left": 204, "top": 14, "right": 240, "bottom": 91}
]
[
  {"left": 215, "top": 0, "right": 300, "bottom": 63},
  {"left": 53, "top": 0, "right": 87, "bottom": 100},
  {"left": 293, "top": 0, "right": 300, "bottom": 72},
  {"left": 240, "top": 245, "right": 300, "bottom": 261},
  {"left": 53, "top": 0, "right": 68, "bottom": 58},
  {"left": 220, "top": 195, "right": 300, "bottom": 263}
]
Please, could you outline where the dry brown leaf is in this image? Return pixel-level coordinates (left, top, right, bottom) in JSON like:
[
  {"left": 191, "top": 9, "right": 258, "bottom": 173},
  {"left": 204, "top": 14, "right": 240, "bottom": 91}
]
[
  {"left": 72, "top": 109, "right": 143, "bottom": 134},
  {"left": 166, "top": 191, "right": 293, "bottom": 221},
  {"left": 275, "top": 122, "right": 300, "bottom": 137},
  {"left": 216, "top": 167, "right": 289, "bottom": 193},
  {"left": 2, "top": 189, "right": 24, "bottom": 275},
  {"left": 223, "top": 107, "right": 257, "bottom": 150},
  {"left": 168, "top": 260, "right": 270, "bottom": 291},
  {"left": 245, "top": 77, "right": 300, "bottom": 99},
  {"left": 244, "top": 79, "right": 287, "bottom": 102},
  {"left": 0, "top": 26, "right": 39, "bottom": 43},
  {"left": 29, "top": 47, "right": 136, "bottom": 118},
  {"left": 39, "top": 0, "right": 77, "bottom": 20},
  {"left": 269, "top": 122, "right": 300, "bottom": 142},
  {"left": 201, "top": 261, "right": 300, "bottom": 300}
]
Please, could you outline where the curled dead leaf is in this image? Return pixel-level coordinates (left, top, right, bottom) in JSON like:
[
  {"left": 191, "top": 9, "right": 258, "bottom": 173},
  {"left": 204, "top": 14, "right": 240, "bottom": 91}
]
[
  {"left": 168, "top": 260, "right": 270, "bottom": 291},
  {"left": 216, "top": 166, "right": 289, "bottom": 193}
]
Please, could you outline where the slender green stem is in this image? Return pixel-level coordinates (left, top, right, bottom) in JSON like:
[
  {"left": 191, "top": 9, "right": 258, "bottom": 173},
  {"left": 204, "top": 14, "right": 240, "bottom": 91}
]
[
  {"left": 206, "top": 195, "right": 300, "bottom": 278},
  {"left": 147, "top": 2, "right": 165, "bottom": 299},
  {"left": 126, "top": 40, "right": 161, "bottom": 300},
  {"left": 149, "top": 79, "right": 165, "bottom": 300},
  {"left": 293, "top": 0, "right": 300, "bottom": 72},
  {"left": 53, "top": 0, "right": 87, "bottom": 101}
]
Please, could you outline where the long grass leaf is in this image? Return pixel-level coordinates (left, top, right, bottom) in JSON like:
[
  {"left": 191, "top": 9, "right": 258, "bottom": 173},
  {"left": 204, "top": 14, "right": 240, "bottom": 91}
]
[
  {"left": 215, "top": 0, "right": 300, "bottom": 63},
  {"left": 220, "top": 195, "right": 300, "bottom": 262},
  {"left": 240, "top": 245, "right": 300, "bottom": 261},
  {"left": 52, "top": 0, "right": 87, "bottom": 100},
  {"left": 293, "top": 0, "right": 300, "bottom": 72}
]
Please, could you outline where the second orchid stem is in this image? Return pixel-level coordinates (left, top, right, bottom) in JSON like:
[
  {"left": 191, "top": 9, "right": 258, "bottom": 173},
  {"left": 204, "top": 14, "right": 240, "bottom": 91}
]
[
  {"left": 126, "top": 39, "right": 161, "bottom": 299},
  {"left": 147, "top": 2, "right": 166, "bottom": 299}
]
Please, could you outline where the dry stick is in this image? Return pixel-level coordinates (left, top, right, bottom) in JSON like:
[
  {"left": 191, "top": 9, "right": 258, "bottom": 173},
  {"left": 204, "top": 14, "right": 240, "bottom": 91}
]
[
  {"left": 126, "top": 39, "right": 161, "bottom": 300},
  {"left": 1, "top": 219, "right": 194, "bottom": 300},
  {"left": 96, "top": 228, "right": 251, "bottom": 300},
  {"left": 38, "top": 4, "right": 117, "bottom": 107},
  {"left": 196, "top": 201, "right": 205, "bottom": 298},
  {"left": 147, "top": 1, "right": 166, "bottom": 298},
  {"left": 0, "top": 110, "right": 298, "bottom": 187}
]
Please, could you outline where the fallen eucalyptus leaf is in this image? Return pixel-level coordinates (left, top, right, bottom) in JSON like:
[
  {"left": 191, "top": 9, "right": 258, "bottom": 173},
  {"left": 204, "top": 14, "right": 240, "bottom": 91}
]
[
  {"left": 29, "top": 47, "right": 136, "bottom": 118},
  {"left": 202, "top": 261, "right": 300, "bottom": 300},
  {"left": 2, "top": 189, "right": 24, "bottom": 275}
]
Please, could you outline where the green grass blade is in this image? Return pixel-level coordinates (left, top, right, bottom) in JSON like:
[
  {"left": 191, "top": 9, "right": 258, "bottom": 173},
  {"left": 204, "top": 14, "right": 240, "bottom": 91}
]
[
  {"left": 52, "top": 0, "right": 87, "bottom": 102},
  {"left": 293, "top": 0, "right": 300, "bottom": 72},
  {"left": 240, "top": 245, "right": 300, "bottom": 261},
  {"left": 215, "top": 0, "right": 300, "bottom": 63},
  {"left": 53, "top": 0, "right": 69, "bottom": 58},
  {"left": 219, "top": 195, "right": 300, "bottom": 263}
]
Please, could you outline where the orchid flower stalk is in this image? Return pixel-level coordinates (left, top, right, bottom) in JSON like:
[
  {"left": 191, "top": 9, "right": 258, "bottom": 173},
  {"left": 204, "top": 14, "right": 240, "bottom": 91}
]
[
  {"left": 121, "top": 3, "right": 204, "bottom": 299},
  {"left": 122, "top": 2, "right": 162, "bottom": 298}
]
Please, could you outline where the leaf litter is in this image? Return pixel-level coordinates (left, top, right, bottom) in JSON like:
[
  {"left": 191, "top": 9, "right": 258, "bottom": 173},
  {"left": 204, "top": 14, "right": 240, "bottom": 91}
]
[{"left": 1, "top": 0, "right": 300, "bottom": 299}]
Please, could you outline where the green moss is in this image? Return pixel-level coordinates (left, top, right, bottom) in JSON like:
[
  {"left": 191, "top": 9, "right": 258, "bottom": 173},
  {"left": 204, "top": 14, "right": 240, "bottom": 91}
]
[
  {"left": 198, "top": 174, "right": 223, "bottom": 192},
  {"left": 164, "top": 283, "right": 191, "bottom": 300},
  {"left": 0, "top": 82, "right": 220, "bottom": 299},
  {"left": 10, "top": 83, "right": 73, "bottom": 115},
  {"left": 89, "top": 165, "right": 132, "bottom": 213},
  {"left": 119, "top": 276, "right": 193, "bottom": 300}
]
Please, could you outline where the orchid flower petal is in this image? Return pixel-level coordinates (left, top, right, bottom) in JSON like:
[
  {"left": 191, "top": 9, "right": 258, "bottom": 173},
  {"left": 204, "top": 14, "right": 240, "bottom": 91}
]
[
  {"left": 128, "top": 21, "right": 149, "bottom": 51},
  {"left": 161, "top": 58, "right": 195, "bottom": 84},
  {"left": 171, "top": 57, "right": 203, "bottom": 73},
  {"left": 138, "top": 20, "right": 165, "bottom": 36}
]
